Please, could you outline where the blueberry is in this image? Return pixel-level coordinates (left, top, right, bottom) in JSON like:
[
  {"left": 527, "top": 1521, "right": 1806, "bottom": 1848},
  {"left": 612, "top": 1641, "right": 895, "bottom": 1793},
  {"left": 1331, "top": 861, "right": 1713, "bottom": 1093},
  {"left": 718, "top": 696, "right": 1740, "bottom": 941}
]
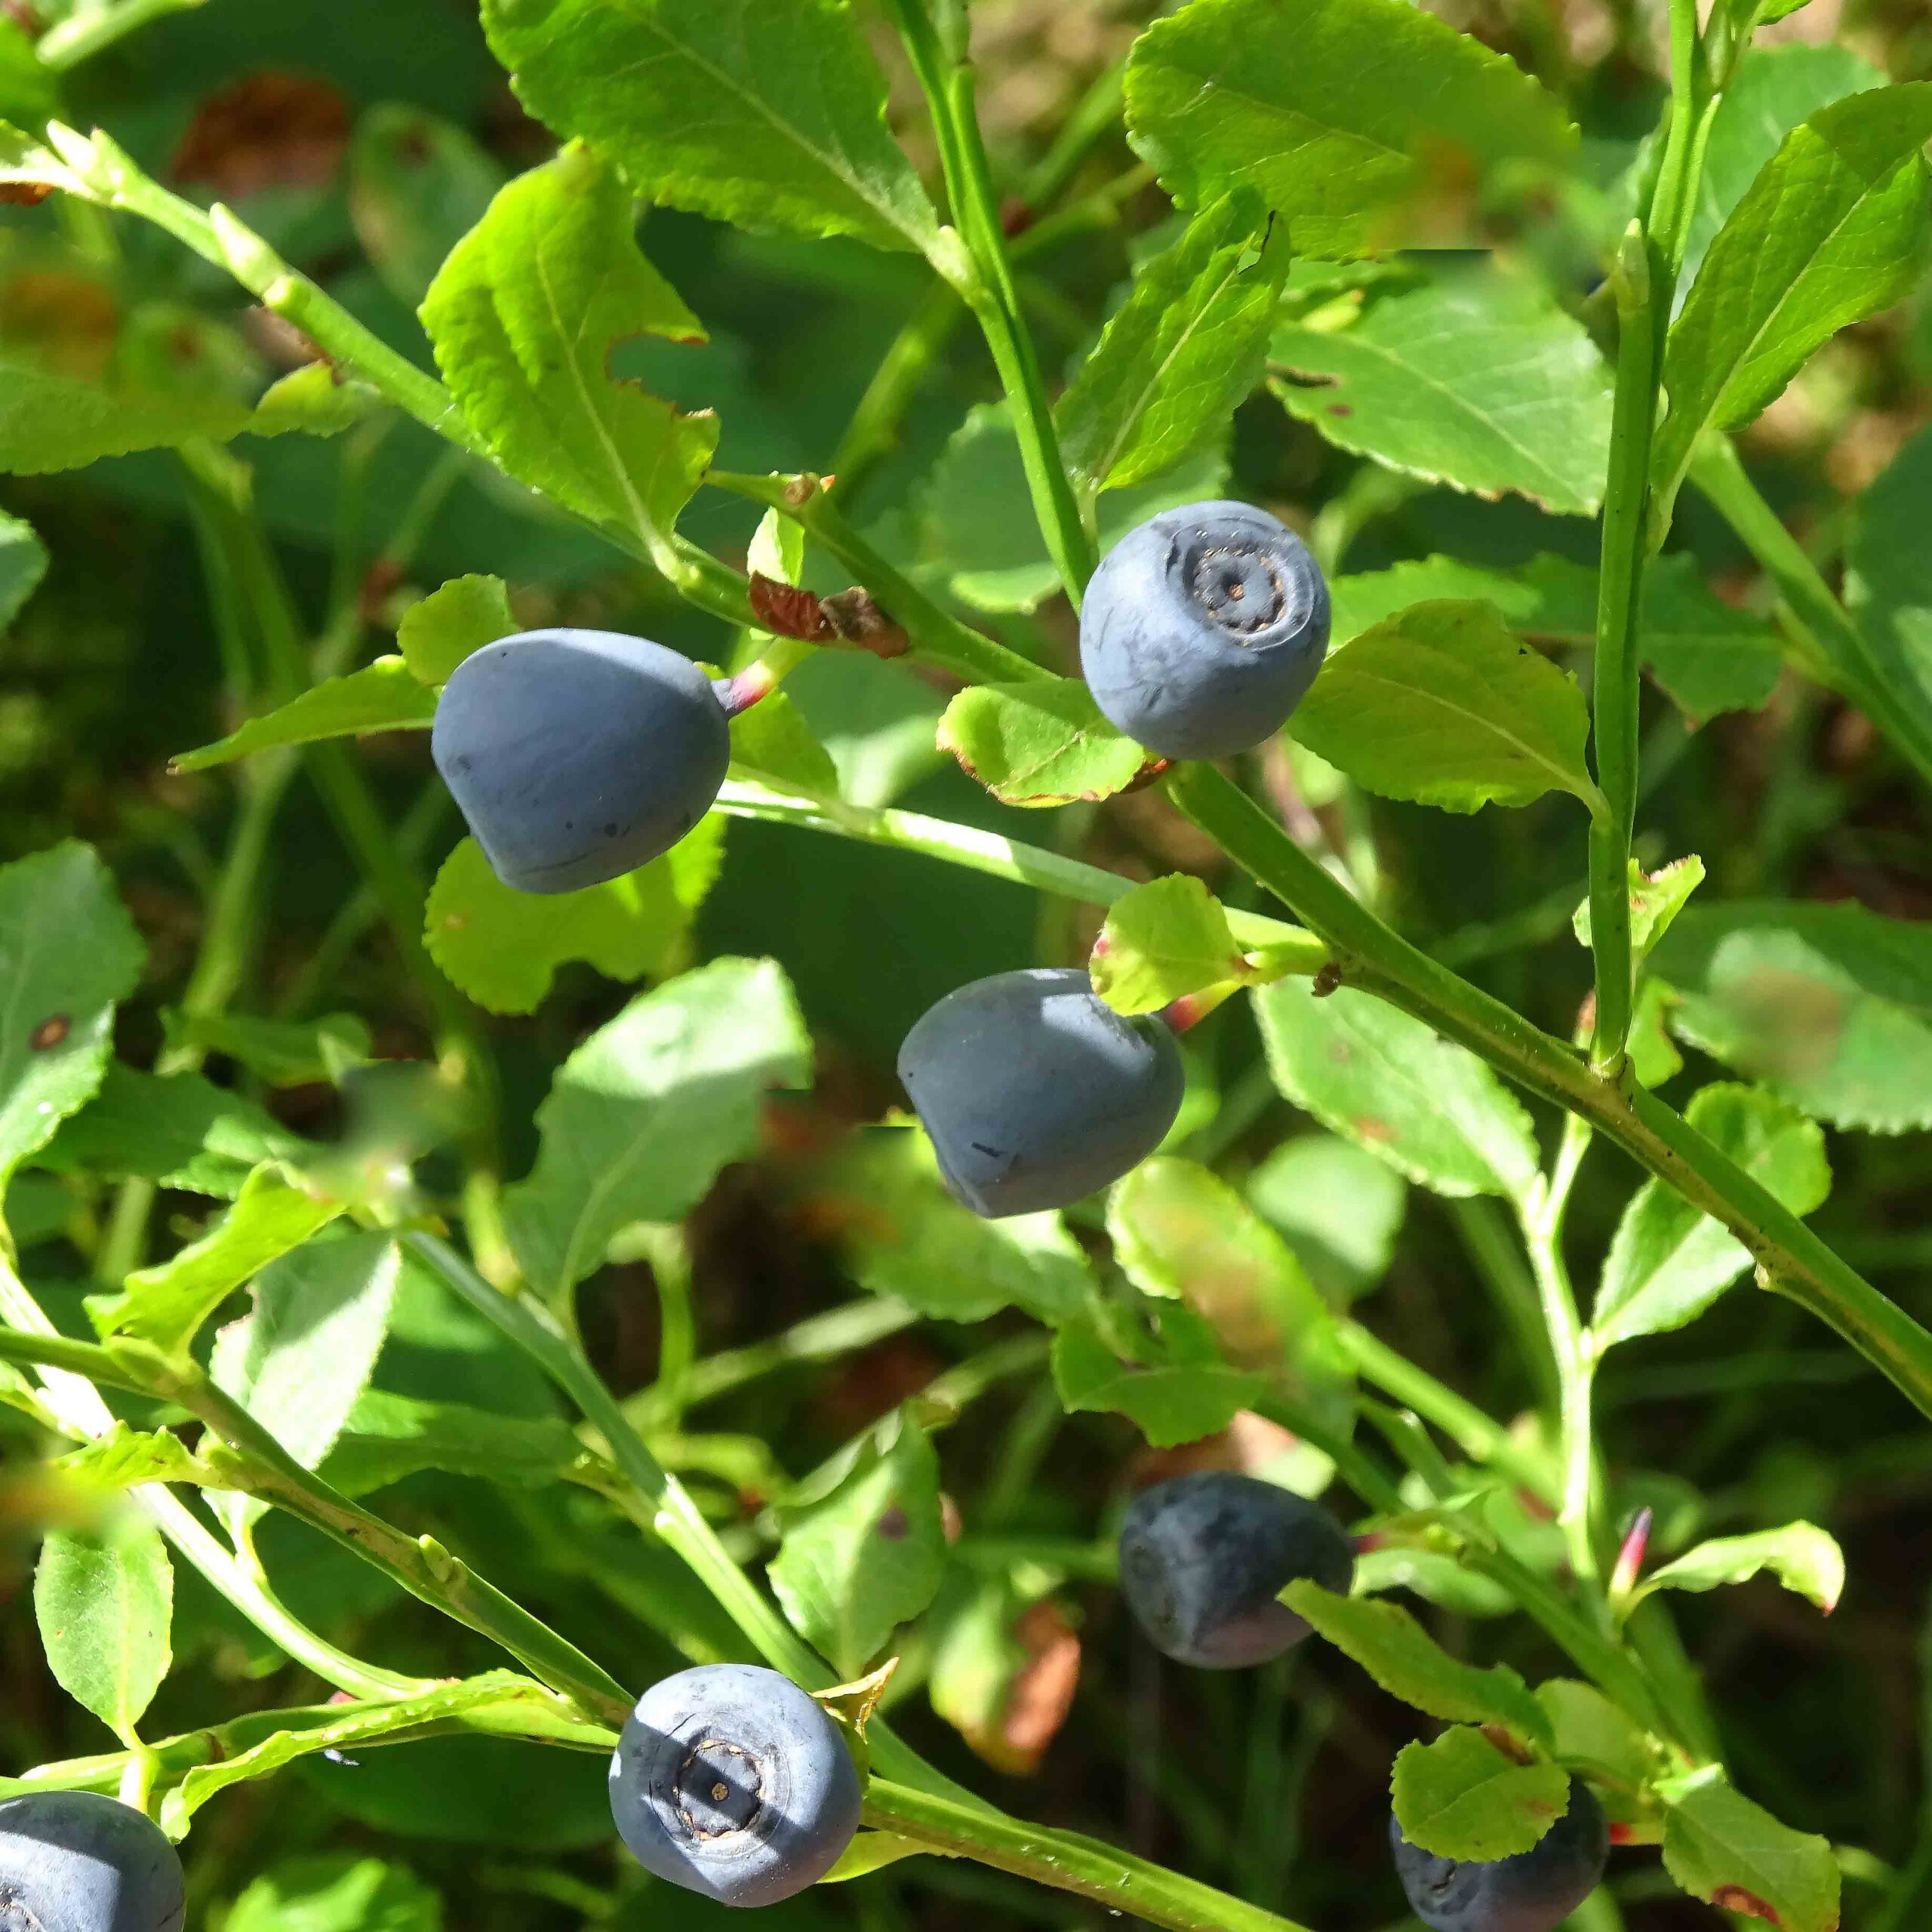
[
  {"left": 1118, "top": 1472, "right": 1354, "bottom": 1668},
  {"left": 1080, "top": 500, "right": 1331, "bottom": 759},
  {"left": 0, "top": 1791, "right": 186, "bottom": 1932},
  {"left": 897, "top": 968, "right": 1183, "bottom": 1218},
  {"left": 431, "top": 629, "right": 729, "bottom": 894},
  {"left": 609, "top": 1664, "right": 860, "bottom": 1907},
  {"left": 1391, "top": 1776, "right": 1609, "bottom": 1932}
]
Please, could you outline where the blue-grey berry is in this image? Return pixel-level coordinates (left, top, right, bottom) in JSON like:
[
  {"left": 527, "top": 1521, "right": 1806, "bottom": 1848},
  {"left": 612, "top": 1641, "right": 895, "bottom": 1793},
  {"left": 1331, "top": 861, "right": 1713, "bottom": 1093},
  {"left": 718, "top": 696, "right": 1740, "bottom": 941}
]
[
  {"left": 1391, "top": 1777, "right": 1609, "bottom": 1932},
  {"left": 432, "top": 629, "right": 729, "bottom": 894},
  {"left": 1080, "top": 500, "right": 1330, "bottom": 759},
  {"left": 0, "top": 1791, "right": 186, "bottom": 1932},
  {"left": 897, "top": 967, "right": 1183, "bottom": 1218},
  {"left": 609, "top": 1665, "right": 860, "bottom": 1908},
  {"left": 1118, "top": 1472, "right": 1354, "bottom": 1668}
]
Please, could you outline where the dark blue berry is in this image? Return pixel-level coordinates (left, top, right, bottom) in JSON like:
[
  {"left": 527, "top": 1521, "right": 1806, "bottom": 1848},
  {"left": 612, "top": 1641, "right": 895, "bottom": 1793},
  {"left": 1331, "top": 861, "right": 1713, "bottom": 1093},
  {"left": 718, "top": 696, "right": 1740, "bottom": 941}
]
[
  {"left": 432, "top": 629, "right": 729, "bottom": 894},
  {"left": 1391, "top": 1776, "right": 1609, "bottom": 1932},
  {"left": 1118, "top": 1472, "right": 1354, "bottom": 1668},
  {"left": 1080, "top": 500, "right": 1331, "bottom": 759},
  {"left": 897, "top": 968, "right": 1184, "bottom": 1218},
  {"left": 0, "top": 1791, "right": 186, "bottom": 1932},
  {"left": 609, "top": 1665, "right": 860, "bottom": 1907}
]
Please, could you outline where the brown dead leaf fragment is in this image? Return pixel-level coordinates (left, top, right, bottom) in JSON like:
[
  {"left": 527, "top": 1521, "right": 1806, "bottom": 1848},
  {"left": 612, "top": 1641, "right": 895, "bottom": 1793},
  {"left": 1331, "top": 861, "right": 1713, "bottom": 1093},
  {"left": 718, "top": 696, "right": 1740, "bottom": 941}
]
[
  {"left": 1001, "top": 1601, "right": 1080, "bottom": 1769},
  {"left": 821, "top": 587, "right": 910, "bottom": 659},
  {"left": 749, "top": 573, "right": 832, "bottom": 641},
  {"left": 0, "top": 183, "right": 54, "bottom": 207},
  {"left": 1710, "top": 1887, "right": 1780, "bottom": 1924},
  {"left": 174, "top": 72, "right": 350, "bottom": 197}
]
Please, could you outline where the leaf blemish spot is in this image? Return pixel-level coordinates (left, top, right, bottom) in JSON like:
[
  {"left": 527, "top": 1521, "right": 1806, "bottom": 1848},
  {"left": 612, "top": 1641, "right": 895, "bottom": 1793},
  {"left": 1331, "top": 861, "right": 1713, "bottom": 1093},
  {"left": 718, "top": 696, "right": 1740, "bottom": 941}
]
[{"left": 30, "top": 1013, "right": 70, "bottom": 1051}]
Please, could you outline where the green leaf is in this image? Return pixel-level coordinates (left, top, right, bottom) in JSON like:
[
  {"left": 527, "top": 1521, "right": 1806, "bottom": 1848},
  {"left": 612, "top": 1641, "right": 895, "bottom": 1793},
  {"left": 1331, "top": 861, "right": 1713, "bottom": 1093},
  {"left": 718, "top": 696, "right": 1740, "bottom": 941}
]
[
  {"left": 1108, "top": 1156, "right": 1352, "bottom": 1420},
  {"left": 422, "top": 143, "right": 717, "bottom": 550},
  {"left": 0, "top": 348, "right": 251, "bottom": 475},
  {"left": 1052, "top": 1298, "right": 1263, "bottom": 1448},
  {"left": 34, "top": 1515, "right": 173, "bottom": 1744},
  {"left": 226, "top": 1855, "right": 442, "bottom": 1932},
  {"left": 1354, "top": 1545, "right": 1514, "bottom": 1618},
  {"left": 503, "top": 958, "right": 811, "bottom": 1303},
  {"left": 0, "top": 506, "right": 48, "bottom": 630},
  {"left": 1290, "top": 600, "right": 1601, "bottom": 814},
  {"left": 730, "top": 688, "right": 841, "bottom": 796},
  {"left": 1256, "top": 977, "right": 1540, "bottom": 1201},
  {"left": 1629, "top": 977, "right": 1686, "bottom": 1091},
  {"left": 1283, "top": 1582, "right": 1552, "bottom": 1747},
  {"left": 34, "top": 1064, "right": 310, "bottom": 1199},
  {"left": 1272, "top": 260, "right": 1612, "bottom": 514},
  {"left": 1651, "top": 900, "right": 1932, "bottom": 1131},
  {"left": 247, "top": 362, "right": 385, "bottom": 441},
  {"left": 0, "top": 844, "right": 146, "bottom": 1185},
  {"left": 398, "top": 574, "right": 517, "bottom": 688},
  {"left": 321, "top": 1390, "right": 584, "bottom": 1498},
  {"left": 1535, "top": 1679, "right": 1654, "bottom": 1789},
  {"left": 171, "top": 659, "right": 437, "bottom": 772},
  {"left": 1057, "top": 192, "right": 1288, "bottom": 501},
  {"left": 1656, "top": 1765, "right": 1839, "bottom": 1932},
  {"left": 1124, "top": 0, "right": 1573, "bottom": 259},
  {"left": 55, "top": 1426, "right": 217, "bottom": 1494},
  {"left": 1391, "top": 1727, "right": 1571, "bottom": 1862},
  {"left": 1594, "top": 1084, "right": 1830, "bottom": 1349},
  {"left": 1635, "top": 1522, "right": 1844, "bottom": 1615},
  {"left": 927, "top": 1574, "right": 1075, "bottom": 1775},
  {"left": 159, "top": 1011, "right": 371, "bottom": 1090},
  {"left": 939, "top": 679, "right": 1149, "bottom": 807},
  {"left": 349, "top": 104, "right": 507, "bottom": 309},
  {"left": 1091, "top": 876, "right": 1262, "bottom": 1016},
  {"left": 424, "top": 823, "right": 721, "bottom": 1016},
  {"left": 0, "top": 20, "right": 55, "bottom": 131},
  {"left": 1654, "top": 85, "right": 1932, "bottom": 516},
  {"left": 1573, "top": 855, "right": 1706, "bottom": 963},
  {"left": 481, "top": 0, "right": 940, "bottom": 255},
  {"left": 88, "top": 1166, "right": 345, "bottom": 1354},
  {"left": 1246, "top": 1134, "right": 1407, "bottom": 1304},
  {"left": 769, "top": 1413, "right": 945, "bottom": 1677},
  {"left": 1845, "top": 426, "right": 1932, "bottom": 766}
]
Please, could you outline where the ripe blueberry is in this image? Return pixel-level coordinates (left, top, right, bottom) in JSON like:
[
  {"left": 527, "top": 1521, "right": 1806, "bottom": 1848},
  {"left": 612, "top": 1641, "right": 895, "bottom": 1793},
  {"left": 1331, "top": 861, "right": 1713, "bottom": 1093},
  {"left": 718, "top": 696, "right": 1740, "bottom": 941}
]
[
  {"left": 897, "top": 967, "right": 1184, "bottom": 1218},
  {"left": 1079, "top": 500, "right": 1331, "bottom": 759},
  {"left": 1391, "top": 1776, "right": 1609, "bottom": 1932},
  {"left": 431, "top": 629, "right": 730, "bottom": 894},
  {"left": 0, "top": 1791, "right": 186, "bottom": 1932},
  {"left": 1118, "top": 1472, "right": 1354, "bottom": 1668},
  {"left": 609, "top": 1664, "right": 860, "bottom": 1907}
]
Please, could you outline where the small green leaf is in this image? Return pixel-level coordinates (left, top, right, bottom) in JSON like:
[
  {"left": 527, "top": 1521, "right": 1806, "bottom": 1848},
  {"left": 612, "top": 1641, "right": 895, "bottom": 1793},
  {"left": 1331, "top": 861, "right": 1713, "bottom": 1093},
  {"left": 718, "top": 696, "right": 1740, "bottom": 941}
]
[
  {"left": 247, "top": 362, "right": 385, "bottom": 440},
  {"left": 0, "top": 844, "right": 146, "bottom": 1185},
  {"left": 1255, "top": 978, "right": 1540, "bottom": 1201},
  {"left": 349, "top": 104, "right": 507, "bottom": 309},
  {"left": 1245, "top": 1134, "right": 1407, "bottom": 1303},
  {"left": 503, "top": 958, "right": 811, "bottom": 1304},
  {"left": 159, "top": 1011, "right": 371, "bottom": 1089},
  {"left": 56, "top": 1426, "right": 217, "bottom": 1494},
  {"left": 422, "top": 143, "right": 717, "bottom": 552},
  {"left": 397, "top": 574, "right": 517, "bottom": 688},
  {"left": 35, "top": 1515, "right": 173, "bottom": 1744},
  {"left": 1656, "top": 1765, "right": 1839, "bottom": 1932},
  {"left": 1272, "top": 260, "right": 1612, "bottom": 514},
  {"left": 1392, "top": 1727, "right": 1570, "bottom": 1862},
  {"left": 481, "top": 0, "right": 940, "bottom": 256},
  {"left": 1291, "top": 600, "right": 1600, "bottom": 814},
  {"left": 1124, "top": 0, "right": 1574, "bottom": 259},
  {"left": 171, "top": 660, "right": 437, "bottom": 771},
  {"left": 770, "top": 1412, "right": 946, "bottom": 1677},
  {"left": 1283, "top": 1582, "right": 1552, "bottom": 1747},
  {"left": 0, "top": 506, "right": 48, "bottom": 630},
  {"left": 1628, "top": 977, "right": 1686, "bottom": 1090},
  {"left": 321, "top": 1390, "right": 584, "bottom": 1498},
  {"left": 1635, "top": 1523, "right": 1844, "bottom": 1616},
  {"left": 1573, "top": 855, "right": 1706, "bottom": 962},
  {"left": 730, "top": 688, "right": 841, "bottom": 796},
  {"left": 1051, "top": 1299, "right": 1263, "bottom": 1449},
  {"left": 88, "top": 1166, "right": 344, "bottom": 1355},
  {"left": 1057, "top": 191, "right": 1289, "bottom": 501},
  {"left": 424, "top": 825, "right": 721, "bottom": 1016},
  {"left": 1354, "top": 1546, "right": 1514, "bottom": 1618},
  {"left": 226, "top": 1855, "right": 442, "bottom": 1932},
  {"left": 939, "top": 679, "right": 1150, "bottom": 807},
  {"left": 1091, "top": 876, "right": 1261, "bottom": 1016},
  {"left": 1535, "top": 1679, "right": 1654, "bottom": 1789},
  {"left": 1594, "top": 1084, "right": 1830, "bottom": 1349}
]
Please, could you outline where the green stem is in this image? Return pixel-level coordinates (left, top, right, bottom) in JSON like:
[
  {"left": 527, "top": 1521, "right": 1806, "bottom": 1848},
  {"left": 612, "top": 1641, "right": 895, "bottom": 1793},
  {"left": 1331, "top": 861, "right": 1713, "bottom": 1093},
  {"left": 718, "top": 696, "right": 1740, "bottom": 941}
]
[{"left": 35, "top": 0, "right": 210, "bottom": 68}]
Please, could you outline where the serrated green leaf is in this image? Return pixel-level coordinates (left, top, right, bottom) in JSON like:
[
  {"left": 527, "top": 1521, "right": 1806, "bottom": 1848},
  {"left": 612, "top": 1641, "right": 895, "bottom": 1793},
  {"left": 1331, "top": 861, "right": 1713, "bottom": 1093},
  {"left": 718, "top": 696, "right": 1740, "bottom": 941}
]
[
  {"left": 1845, "top": 426, "right": 1932, "bottom": 771},
  {"left": 424, "top": 826, "right": 721, "bottom": 1016},
  {"left": 1051, "top": 1300, "right": 1263, "bottom": 1449},
  {"left": 1654, "top": 85, "right": 1932, "bottom": 518},
  {"left": 770, "top": 1413, "right": 945, "bottom": 1677},
  {"left": 1635, "top": 1522, "right": 1844, "bottom": 1615},
  {"left": 422, "top": 143, "right": 716, "bottom": 552},
  {"left": 171, "top": 659, "right": 437, "bottom": 772},
  {"left": 1656, "top": 1766, "right": 1839, "bottom": 1932},
  {"left": 1256, "top": 978, "right": 1540, "bottom": 1201},
  {"left": 1291, "top": 599, "right": 1600, "bottom": 814},
  {"left": 481, "top": 0, "right": 940, "bottom": 255},
  {"left": 35, "top": 1515, "right": 173, "bottom": 1744},
  {"left": 0, "top": 349, "right": 251, "bottom": 475},
  {"left": 1124, "top": 0, "right": 1573, "bottom": 259},
  {"left": 1535, "top": 1679, "right": 1654, "bottom": 1788},
  {"left": 397, "top": 575, "right": 516, "bottom": 688},
  {"left": 1594, "top": 1084, "right": 1830, "bottom": 1349},
  {"left": 1091, "top": 875, "right": 1258, "bottom": 1015},
  {"left": 0, "top": 844, "right": 146, "bottom": 1184},
  {"left": 1651, "top": 901, "right": 1932, "bottom": 1131},
  {"left": 1573, "top": 855, "right": 1705, "bottom": 962},
  {"left": 503, "top": 958, "right": 811, "bottom": 1304},
  {"left": 247, "top": 362, "right": 385, "bottom": 440},
  {"left": 226, "top": 1855, "right": 442, "bottom": 1932},
  {"left": 1246, "top": 1134, "right": 1407, "bottom": 1303},
  {"left": 730, "top": 688, "right": 841, "bottom": 796},
  {"left": 1272, "top": 260, "right": 1612, "bottom": 514},
  {"left": 938, "top": 679, "right": 1149, "bottom": 807},
  {"left": 349, "top": 103, "right": 507, "bottom": 309},
  {"left": 0, "top": 506, "right": 48, "bottom": 630},
  {"left": 1392, "top": 1728, "right": 1570, "bottom": 1861},
  {"left": 321, "top": 1389, "right": 583, "bottom": 1498},
  {"left": 56, "top": 1426, "right": 217, "bottom": 1494},
  {"left": 1057, "top": 192, "right": 1288, "bottom": 501},
  {"left": 1355, "top": 1545, "right": 1514, "bottom": 1617},
  {"left": 88, "top": 1166, "right": 344, "bottom": 1354}
]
